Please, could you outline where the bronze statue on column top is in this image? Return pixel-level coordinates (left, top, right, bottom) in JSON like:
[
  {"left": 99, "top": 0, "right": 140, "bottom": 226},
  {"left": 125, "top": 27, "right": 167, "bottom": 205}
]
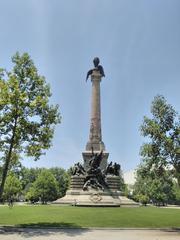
[{"left": 86, "top": 57, "right": 105, "bottom": 81}]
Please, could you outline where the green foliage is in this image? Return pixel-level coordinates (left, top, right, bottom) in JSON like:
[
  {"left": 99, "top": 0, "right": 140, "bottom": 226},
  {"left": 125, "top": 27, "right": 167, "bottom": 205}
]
[
  {"left": 0, "top": 52, "right": 60, "bottom": 198},
  {"left": 20, "top": 167, "right": 42, "bottom": 190},
  {"left": 26, "top": 169, "right": 58, "bottom": 203},
  {"left": 172, "top": 182, "right": 180, "bottom": 204},
  {"left": 0, "top": 166, "right": 2, "bottom": 181},
  {"left": 25, "top": 186, "right": 39, "bottom": 203},
  {"left": 134, "top": 165, "right": 174, "bottom": 205},
  {"left": 135, "top": 194, "right": 149, "bottom": 206},
  {"left": 148, "top": 176, "right": 173, "bottom": 205},
  {"left": 49, "top": 167, "right": 70, "bottom": 197},
  {"left": 19, "top": 167, "right": 69, "bottom": 200},
  {"left": 119, "top": 169, "right": 126, "bottom": 192},
  {"left": 123, "top": 184, "right": 133, "bottom": 198},
  {"left": 134, "top": 95, "right": 179, "bottom": 205},
  {"left": 3, "top": 173, "right": 22, "bottom": 201},
  {"left": 140, "top": 95, "right": 180, "bottom": 185}
]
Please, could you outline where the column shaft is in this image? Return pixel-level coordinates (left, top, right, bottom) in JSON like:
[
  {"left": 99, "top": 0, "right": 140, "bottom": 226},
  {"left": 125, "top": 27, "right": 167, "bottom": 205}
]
[{"left": 86, "top": 70, "right": 105, "bottom": 151}]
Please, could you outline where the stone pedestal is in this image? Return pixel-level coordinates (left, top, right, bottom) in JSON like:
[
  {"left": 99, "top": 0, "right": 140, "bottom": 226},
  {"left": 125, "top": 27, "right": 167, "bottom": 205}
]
[
  {"left": 54, "top": 189, "right": 121, "bottom": 206},
  {"left": 70, "top": 176, "right": 85, "bottom": 190},
  {"left": 106, "top": 175, "right": 121, "bottom": 191}
]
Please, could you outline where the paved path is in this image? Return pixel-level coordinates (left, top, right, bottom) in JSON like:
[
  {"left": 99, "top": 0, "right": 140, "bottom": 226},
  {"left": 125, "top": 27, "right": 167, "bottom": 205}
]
[{"left": 0, "top": 228, "right": 179, "bottom": 240}]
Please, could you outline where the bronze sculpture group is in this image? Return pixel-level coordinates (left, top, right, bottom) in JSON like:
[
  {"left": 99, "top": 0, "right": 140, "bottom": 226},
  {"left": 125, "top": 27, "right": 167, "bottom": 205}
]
[{"left": 71, "top": 148, "right": 121, "bottom": 191}]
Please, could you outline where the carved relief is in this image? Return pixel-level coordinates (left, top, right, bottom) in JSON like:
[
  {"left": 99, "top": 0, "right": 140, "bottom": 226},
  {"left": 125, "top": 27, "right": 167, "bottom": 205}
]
[{"left": 89, "top": 118, "right": 102, "bottom": 143}]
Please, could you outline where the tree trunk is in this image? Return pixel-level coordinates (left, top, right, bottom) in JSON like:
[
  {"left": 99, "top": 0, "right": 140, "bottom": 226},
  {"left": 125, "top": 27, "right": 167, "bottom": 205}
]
[{"left": 0, "top": 119, "right": 17, "bottom": 200}]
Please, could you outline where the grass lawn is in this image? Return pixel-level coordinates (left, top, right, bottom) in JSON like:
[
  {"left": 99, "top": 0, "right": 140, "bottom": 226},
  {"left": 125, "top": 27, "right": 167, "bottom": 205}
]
[{"left": 0, "top": 205, "right": 179, "bottom": 228}]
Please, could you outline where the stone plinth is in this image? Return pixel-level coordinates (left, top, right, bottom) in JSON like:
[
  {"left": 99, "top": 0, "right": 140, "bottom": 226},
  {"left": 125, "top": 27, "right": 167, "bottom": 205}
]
[
  {"left": 106, "top": 175, "right": 121, "bottom": 191},
  {"left": 86, "top": 141, "right": 105, "bottom": 152},
  {"left": 53, "top": 188, "right": 138, "bottom": 207},
  {"left": 70, "top": 176, "right": 85, "bottom": 190},
  {"left": 54, "top": 189, "right": 120, "bottom": 206}
]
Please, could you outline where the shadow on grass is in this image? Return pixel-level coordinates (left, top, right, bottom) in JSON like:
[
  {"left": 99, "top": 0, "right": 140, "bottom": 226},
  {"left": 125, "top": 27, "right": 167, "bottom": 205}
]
[
  {"left": 0, "top": 222, "right": 91, "bottom": 237},
  {"left": 160, "top": 228, "right": 180, "bottom": 233},
  {"left": 16, "top": 222, "right": 82, "bottom": 228}
]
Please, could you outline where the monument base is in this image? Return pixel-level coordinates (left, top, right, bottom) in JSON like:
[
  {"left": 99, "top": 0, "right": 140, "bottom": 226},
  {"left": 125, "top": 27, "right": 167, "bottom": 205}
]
[
  {"left": 53, "top": 190, "right": 138, "bottom": 207},
  {"left": 53, "top": 175, "right": 138, "bottom": 207},
  {"left": 53, "top": 189, "right": 120, "bottom": 206}
]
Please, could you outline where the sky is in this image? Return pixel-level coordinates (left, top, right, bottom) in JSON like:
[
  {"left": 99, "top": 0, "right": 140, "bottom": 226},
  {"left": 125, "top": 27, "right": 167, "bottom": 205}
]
[{"left": 0, "top": 0, "right": 179, "bottom": 172}]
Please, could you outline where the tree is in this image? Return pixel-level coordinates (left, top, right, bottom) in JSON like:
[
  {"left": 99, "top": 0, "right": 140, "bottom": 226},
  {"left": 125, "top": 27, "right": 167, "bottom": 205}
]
[
  {"left": 148, "top": 176, "right": 173, "bottom": 205},
  {"left": 13, "top": 167, "right": 70, "bottom": 201},
  {"left": 49, "top": 167, "right": 70, "bottom": 198},
  {"left": 136, "top": 194, "right": 149, "bottom": 206},
  {"left": 134, "top": 95, "right": 179, "bottom": 205},
  {"left": 20, "top": 167, "right": 42, "bottom": 190},
  {"left": 173, "top": 182, "right": 180, "bottom": 205},
  {"left": 3, "top": 173, "right": 22, "bottom": 201},
  {"left": 25, "top": 185, "right": 39, "bottom": 203},
  {"left": 0, "top": 53, "right": 60, "bottom": 199},
  {"left": 133, "top": 162, "right": 174, "bottom": 206},
  {"left": 140, "top": 95, "right": 180, "bottom": 185},
  {"left": 26, "top": 169, "right": 58, "bottom": 203}
]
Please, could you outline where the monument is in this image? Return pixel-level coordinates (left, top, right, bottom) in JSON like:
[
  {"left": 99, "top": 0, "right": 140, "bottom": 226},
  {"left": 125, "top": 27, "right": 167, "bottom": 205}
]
[{"left": 54, "top": 58, "right": 137, "bottom": 206}]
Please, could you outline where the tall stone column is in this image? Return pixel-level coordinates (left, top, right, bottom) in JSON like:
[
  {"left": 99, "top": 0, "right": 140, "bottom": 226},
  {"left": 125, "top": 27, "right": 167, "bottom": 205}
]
[
  {"left": 86, "top": 70, "right": 105, "bottom": 151},
  {"left": 82, "top": 70, "right": 109, "bottom": 170}
]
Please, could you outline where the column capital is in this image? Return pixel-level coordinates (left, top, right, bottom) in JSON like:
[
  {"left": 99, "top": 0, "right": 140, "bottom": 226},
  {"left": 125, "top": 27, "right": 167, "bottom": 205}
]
[{"left": 91, "top": 70, "right": 102, "bottom": 82}]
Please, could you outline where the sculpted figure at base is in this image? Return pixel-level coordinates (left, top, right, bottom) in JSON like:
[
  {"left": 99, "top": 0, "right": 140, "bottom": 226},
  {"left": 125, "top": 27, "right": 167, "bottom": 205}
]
[
  {"left": 70, "top": 147, "right": 121, "bottom": 191},
  {"left": 105, "top": 162, "right": 121, "bottom": 176},
  {"left": 83, "top": 177, "right": 104, "bottom": 191},
  {"left": 114, "top": 162, "right": 121, "bottom": 176},
  {"left": 88, "top": 148, "right": 103, "bottom": 171},
  {"left": 71, "top": 162, "right": 86, "bottom": 176},
  {"left": 83, "top": 148, "right": 108, "bottom": 191}
]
